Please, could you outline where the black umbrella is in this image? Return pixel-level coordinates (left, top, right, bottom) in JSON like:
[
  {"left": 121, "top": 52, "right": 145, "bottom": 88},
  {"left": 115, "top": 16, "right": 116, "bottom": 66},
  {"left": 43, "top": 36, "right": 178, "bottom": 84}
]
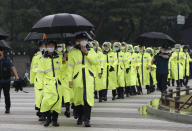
[
  {"left": 24, "top": 32, "right": 93, "bottom": 42},
  {"left": 0, "top": 28, "right": 8, "bottom": 40},
  {"left": 24, "top": 32, "right": 74, "bottom": 41},
  {"left": 31, "top": 13, "right": 94, "bottom": 34},
  {"left": 0, "top": 40, "right": 11, "bottom": 50},
  {"left": 135, "top": 32, "right": 176, "bottom": 47}
]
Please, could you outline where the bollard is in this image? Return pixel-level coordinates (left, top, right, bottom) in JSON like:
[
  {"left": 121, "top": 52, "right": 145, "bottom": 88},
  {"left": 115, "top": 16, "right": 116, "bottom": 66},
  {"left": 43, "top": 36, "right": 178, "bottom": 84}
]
[
  {"left": 169, "top": 89, "right": 173, "bottom": 98},
  {"left": 176, "top": 87, "right": 180, "bottom": 97},
  {"left": 186, "top": 86, "right": 190, "bottom": 95},
  {"left": 174, "top": 96, "right": 180, "bottom": 110},
  {"left": 165, "top": 95, "right": 169, "bottom": 106}
]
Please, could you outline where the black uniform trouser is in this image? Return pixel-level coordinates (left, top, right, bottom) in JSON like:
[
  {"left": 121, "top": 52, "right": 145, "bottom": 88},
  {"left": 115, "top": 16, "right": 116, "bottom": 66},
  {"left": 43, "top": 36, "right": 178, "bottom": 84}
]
[
  {"left": 156, "top": 73, "right": 168, "bottom": 92},
  {"left": 99, "top": 89, "right": 107, "bottom": 99},
  {"left": 0, "top": 81, "right": 11, "bottom": 110},
  {"left": 183, "top": 76, "right": 189, "bottom": 86},
  {"left": 75, "top": 101, "right": 91, "bottom": 122}
]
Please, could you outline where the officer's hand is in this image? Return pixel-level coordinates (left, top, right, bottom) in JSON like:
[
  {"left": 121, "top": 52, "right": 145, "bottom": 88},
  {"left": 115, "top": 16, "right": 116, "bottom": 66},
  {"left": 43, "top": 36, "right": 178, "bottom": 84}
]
[
  {"left": 15, "top": 76, "right": 19, "bottom": 81},
  {"left": 109, "top": 66, "right": 115, "bottom": 72},
  {"left": 151, "top": 67, "right": 155, "bottom": 71},
  {"left": 81, "top": 46, "right": 88, "bottom": 55},
  {"left": 136, "top": 66, "right": 139, "bottom": 70},
  {"left": 98, "top": 73, "right": 102, "bottom": 78},
  {"left": 69, "top": 81, "right": 72, "bottom": 88},
  {"left": 126, "top": 68, "right": 130, "bottom": 73}
]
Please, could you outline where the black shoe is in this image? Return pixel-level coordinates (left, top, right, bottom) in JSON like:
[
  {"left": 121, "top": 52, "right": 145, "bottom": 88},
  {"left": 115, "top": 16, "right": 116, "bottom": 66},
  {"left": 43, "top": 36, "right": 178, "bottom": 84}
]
[
  {"left": 94, "top": 95, "right": 98, "bottom": 99},
  {"left": 52, "top": 121, "right": 59, "bottom": 127},
  {"left": 39, "top": 116, "right": 46, "bottom": 121},
  {"left": 117, "top": 96, "right": 121, "bottom": 99},
  {"left": 84, "top": 120, "right": 91, "bottom": 127},
  {"left": 36, "top": 111, "right": 41, "bottom": 117},
  {"left": 5, "top": 109, "right": 10, "bottom": 114},
  {"left": 77, "top": 119, "right": 83, "bottom": 125},
  {"left": 64, "top": 111, "right": 70, "bottom": 118},
  {"left": 73, "top": 110, "right": 78, "bottom": 119},
  {"left": 103, "top": 97, "right": 107, "bottom": 101},
  {"left": 44, "top": 119, "right": 52, "bottom": 127},
  {"left": 99, "top": 99, "right": 102, "bottom": 103},
  {"left": 147, "top": 90, "right": 150, "bottom": 94},
  {"left": 112, "top": 96, "right": 116, "bottom": 100}
]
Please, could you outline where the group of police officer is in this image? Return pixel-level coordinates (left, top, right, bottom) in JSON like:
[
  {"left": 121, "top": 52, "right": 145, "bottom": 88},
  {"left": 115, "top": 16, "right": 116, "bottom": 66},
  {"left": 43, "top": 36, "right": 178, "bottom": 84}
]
[{"left": 30, "top": 32, "right": 192, "bottom": 127}]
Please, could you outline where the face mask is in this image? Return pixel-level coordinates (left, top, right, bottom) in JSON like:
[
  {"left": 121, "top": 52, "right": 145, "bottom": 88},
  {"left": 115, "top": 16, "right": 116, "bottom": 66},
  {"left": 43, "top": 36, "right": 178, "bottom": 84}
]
[
  {"left": 57, "top": 47, "right": 63, "bottom": 52},
  {"left": 161, "top": 50, "right": 168, "bottom": 54},
  {"left": 121, "top": 46, "right": 126, "bottom": 50},
  {"left": 47, "top": 48, "right": 55, "bottom": 53},
  {"left": 67, "top": 46, "right": 73, "bottom": 52},
  {"left": 80, "top": 40, "right": 88, "bottom": 46},
  {"left": 75, "top": 41, "right": 80, "bottom": 45},
  {"left": 184, "top": 49, "right": 188, "bottom": 52},
  {"left": 93, "top": 46, "right": 97, "bottom": 51},
  {"left": 128, "top": 49, "right": 132, "bottom": 53},
  {"left": 114, "top": 47, "right": 119, "bottom": 52},
  {"left": 175, "top": 49, "right": 180, "bottom": 52},
  {"left": 104, "top": 48, "right": 109, "bottom": 52},
  {"left": 40, "top": 48, "right": 46, "bottom": 52}
]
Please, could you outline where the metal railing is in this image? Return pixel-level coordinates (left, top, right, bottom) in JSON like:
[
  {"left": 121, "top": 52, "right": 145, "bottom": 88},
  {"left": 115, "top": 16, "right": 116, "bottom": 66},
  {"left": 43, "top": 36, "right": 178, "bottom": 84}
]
[{"left": 161, "top": 86, "right": 192, "bottom": 110}]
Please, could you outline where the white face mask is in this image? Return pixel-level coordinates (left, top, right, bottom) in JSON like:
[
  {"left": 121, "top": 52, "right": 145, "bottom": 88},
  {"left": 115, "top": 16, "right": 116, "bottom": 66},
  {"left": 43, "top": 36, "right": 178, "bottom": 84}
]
[
  {"left": 67, "top": 46, "right": 73, "bottom": 52},
  {"left": 175, "top": 49, "right": 180, "bottom": 52},
  {"left": 114, "top": 47, "right": 119, "bottom": 52},
  {"left": 47, "top": 48, "right": 55, "bottom": 53},
  {"left": 93, "top": 46, "right": 97, "bottom": 50},
  {"left": 80, "top": 40, "right": 88, "bottom": 46},
  {"left": 40, "top": 48, "right": 46, "bottom": 52},
  {"left": 128, "top": 49, "right": 132, "bottom": 53},
  {"left": 57, "top": 47, "right": 63, "bottom": 52}
]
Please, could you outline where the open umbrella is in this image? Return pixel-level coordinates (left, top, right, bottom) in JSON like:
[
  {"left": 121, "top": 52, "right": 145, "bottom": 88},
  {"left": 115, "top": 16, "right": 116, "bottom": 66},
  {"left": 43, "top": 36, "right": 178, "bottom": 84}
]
[
  {"left": 31, "top": 13, "right": 94, "bottom": 34},
  {"left": 0, "top": 28, "right": 8, "bottom": 40},
  {"left": 0, "top": 40, "right": 11, "bottom": 50},
  {"left": 24, "top": 31, "right": 93, "bottom": 42},
  {"left": 135, "top": 32, "right": 176, "bottom": 47},
  {"left": 24, "top": 32, "right": 73, "bottom": 41}
]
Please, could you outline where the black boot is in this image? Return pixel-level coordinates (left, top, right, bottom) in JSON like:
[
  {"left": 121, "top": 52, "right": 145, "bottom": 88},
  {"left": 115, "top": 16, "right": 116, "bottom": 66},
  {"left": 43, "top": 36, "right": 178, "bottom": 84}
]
[
  {"left": 52, "top": 111, "right": 59, "bottom": 127},
  {"left": 44, "top": 111, "right": 52, "bottom": 127},
  {"left": 77, "top": 117, "right": 83, "bottom": 125},
  {"left": 94, "top": 91, "right": 98, "bottom": 99},
  {"left": 39, "top": 113, "right": 46, "bottom": 121},
  {"left": 146, "top": 86, "right": 150, "bottom": 94},
  {"left": 102, "top": 89, "right": 108, "bottom": 101},
  {"left": 117, "top": 88, "right": 121, "bottom": 99},
  {"left": 125, "top": 87, "right": 130, "bottom": 97},
  {"left": 172, "top": 79, "right": 175, "bottom": 86},
  {"left": 120, "top": 88, "right": 124, "bottom": 99},
  {"left": 64, "top": 102, "right": 70, "bottom": 118},
  {"left": 5, "top": 108, "right": 10, "bottom": 114},
  {"left": 84, "top": 120, "right": 91, "bottom": 127},
  {"left": 112, "top": 90, "right": 116, "bottom": 100}
]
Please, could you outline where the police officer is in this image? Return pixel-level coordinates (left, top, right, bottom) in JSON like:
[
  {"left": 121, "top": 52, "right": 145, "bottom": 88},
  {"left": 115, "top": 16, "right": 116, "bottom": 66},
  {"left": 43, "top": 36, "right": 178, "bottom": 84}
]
[
  {"left": 170, "top": 44, "right": 185, "bottom": 87},
  {"left": 113, "top": 42, "right": 125, "bottom": 99},
  {"left": 37, "top": 41, "right": 63, "bottom": 127},
  {"left": 183, "top": 45, "right": 192, "bottom": 87},
  {"left": 100, "top": 42, "right": 118, "bottom": 100},
  {"left": 0, "top": 47, "right": 19, "bottom": 113},
  {"left": 68, "top": 33, "right": 97, "bottom": 127},
  {"left": 30, "top": 41, "right": 46, "bottom": 121},
  {"left": 153, "top": 45, "right": 170, "bottom": 93}
]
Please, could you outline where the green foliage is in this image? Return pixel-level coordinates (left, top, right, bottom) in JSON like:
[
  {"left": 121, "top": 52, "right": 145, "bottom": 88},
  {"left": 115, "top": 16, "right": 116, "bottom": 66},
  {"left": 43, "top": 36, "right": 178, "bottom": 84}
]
[{"left": 0, "top": 0, "right": 192, "bottom": 53}]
